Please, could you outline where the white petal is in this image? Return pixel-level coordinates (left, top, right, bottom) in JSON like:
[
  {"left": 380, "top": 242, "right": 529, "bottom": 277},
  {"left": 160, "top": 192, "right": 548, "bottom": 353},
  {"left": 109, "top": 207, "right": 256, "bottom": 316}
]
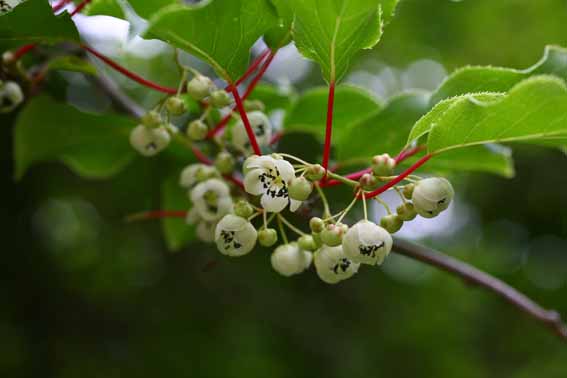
[
  {"left": 244, "top": 169, "right": 266, "bottom": 196},
  {"left": 289, "top": 199, "right": 302, "bottom": 212},
  {"left": 261, "top": 193, "right": 288, "bottom": 213},
  {"left": 274, "top": 159, "right": 295, "bottom": 182}
]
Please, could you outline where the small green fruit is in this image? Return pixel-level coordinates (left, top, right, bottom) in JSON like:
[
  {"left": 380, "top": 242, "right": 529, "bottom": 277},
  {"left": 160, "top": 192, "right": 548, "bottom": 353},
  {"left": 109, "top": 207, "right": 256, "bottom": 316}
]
[
  {"left": 402, "top": 184, "right": 415, "bottom": 200},
  {"left": 165, "top": 96, "right": 187, "bottom": 116},
  {"left": 210, "top": 90, "right": 232, "bottom": 108},
  {"left": 187, "top": 119, "right": 208, "bottom": 141},
  {"left": 187, "top": 75, "right": 215, "bottom": 100},
  {"left": 289, "top": 177, "right": 313, "bottom": 201},
  {"left": 259, "top": 228, "right": 278, "bottom": 247},
  {"left": 396, "top": 203, "right": 417, "bottom": 221},
  {"left": 234, "top": 200, "right": 254, "bottom": 218},
  {"left": 320, "top": 223, "right": 348, "bottom": 247},
  {"left": 298, "top": 235, "right": 317, "bottom": 251},
  {"left": 309, "top": 217, "right": 325, "bottom": 233},
  {"left": 141, "top": 110, "right": 162, "bottom": 128},
  {"left": 380, "top": 215, "right": 403, "bottom": 233}
]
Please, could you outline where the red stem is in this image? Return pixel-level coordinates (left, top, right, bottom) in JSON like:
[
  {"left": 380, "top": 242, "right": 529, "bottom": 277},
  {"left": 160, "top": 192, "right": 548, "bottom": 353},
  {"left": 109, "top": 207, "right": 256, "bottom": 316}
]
[
  {"left": 70, "top": 0, "right": 92, "bottom": 16},
  {"left": 321, "top": 168, "right": 371, "bottom": 188},
  {"left": 395, "top": 145, "right": 425, "bottom": 164},
  {"left": 81, "top": 45, "right": 178, "bottom": 94},
  {"left": 230, "top": 87, "right": 262, "bottom": 155},
  {"left": 191, "top": 146, "right": 213, "bottom": 165},
  {"left": 322, "top": 82, "right": 336, "bottom": 174},
  {"left": 12, "top": 44, "right": 37, "bottom": 61},
  {"left": 361, "top": 154, "right": 432, "bottom": 200},
  {"left": 52, "top": 0, "right": 72, "bottom": 12},
  {"left": 269, "top": 131, "right": 283, "bottom": 145},
  {"left": 233, "top": 49, "right": 270, "bottom": 88}
]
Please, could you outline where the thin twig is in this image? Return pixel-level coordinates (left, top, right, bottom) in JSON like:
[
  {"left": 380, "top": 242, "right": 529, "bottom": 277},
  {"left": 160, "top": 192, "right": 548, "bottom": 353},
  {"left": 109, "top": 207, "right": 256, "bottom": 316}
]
[{"left": 393, "top": 238, "right": 567, "bottom": 341}]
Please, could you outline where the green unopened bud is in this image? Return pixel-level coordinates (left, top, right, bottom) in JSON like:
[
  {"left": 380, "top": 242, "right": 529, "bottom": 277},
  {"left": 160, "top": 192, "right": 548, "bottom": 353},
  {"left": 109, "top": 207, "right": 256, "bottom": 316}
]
[
  {"left": 359, "top": 173, "right": 379, "bottom": 191},
  {"left": 372, "top": 153, "right": 396, "bottom": 177},
  {"left": 165, "top": 96, "right": 187, "bottom": 116},
  {"left": 187, "top": 119, "right": 208, "bottom": 141},
  {"left": 309, "top": 217, "right": 325, "bottom": 233},
  {"left": 320, "top": 223, "right": 348, "bottom": 247},
  {"left": 234, "top": 200, "right": 254, "bottom": 218},
  {"left": 402, "top": 184, "right": 414, "bottom": 200},
  {"left": 141, "top": 110, "right": 162, "bottom": 128},
  {"left": 244, "top": 99, "right": 265, "bottom": 112},
  {"left": 259, "top": 228, "right": 278, "bottom": 247},
  {"left": 312, "top": 232, "right": 323, "bottom": 248},
  {"left": 305, "top": 164, "right": 326, "bottom": 181},
  {"left": 380, "top": 215, "right": 403, "bottom": 233},
  {"left": 396, "top": 203, "right": 417, "bottom": 221},
  {"left": 215, "top": 151, "right": 235, "bottom": 174},
  {"left": 210, "top": 90, "right": 232, "bottom": 108},
  {"left": 289, "top": 177, "right": 313, "bottom": 201},
  {"left": 298, "top": 235, "right": 317, "bottom": 251},
  {"left": 187, "top": 75, "right": 215, "bottom": 100}
]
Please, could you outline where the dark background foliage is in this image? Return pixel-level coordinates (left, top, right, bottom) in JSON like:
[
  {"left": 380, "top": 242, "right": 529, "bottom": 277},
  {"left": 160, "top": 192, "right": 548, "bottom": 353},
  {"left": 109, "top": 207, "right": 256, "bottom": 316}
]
[{"left": 2, "top": 0, "right": 567, "bottom": 377}]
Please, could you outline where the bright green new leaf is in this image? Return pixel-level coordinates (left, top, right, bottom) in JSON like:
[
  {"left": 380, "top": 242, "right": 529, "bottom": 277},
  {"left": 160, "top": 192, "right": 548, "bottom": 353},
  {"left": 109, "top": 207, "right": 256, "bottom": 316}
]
[
  {"left": 145, "top": 0, "right": 277, "bottom": 82},
  {"left": 161, "top": 175, "right": 195, "bottom": 252},
  {"left": 264, "top": 0, "right": 294, "bottom": 48},
  {"left": 427, "top": 76, "right": 567, "bottom": 154},
  {"left": 0, "top": 0, "right": 79, "bottom": 43},
  {"left": 284, "top": 85, "right": 381, "bottom": 141},
  {"left": 291, "top": 0, "right": 400, "bottom": 82},
  {"left": 85, "top": 0, "right": 177, "bottom": 19},
  {"left": 430, "top": 46, "right": 567, "bottom": 105},
  {"left": 14, "top": 96, "right": 136, "bottom": 180}
]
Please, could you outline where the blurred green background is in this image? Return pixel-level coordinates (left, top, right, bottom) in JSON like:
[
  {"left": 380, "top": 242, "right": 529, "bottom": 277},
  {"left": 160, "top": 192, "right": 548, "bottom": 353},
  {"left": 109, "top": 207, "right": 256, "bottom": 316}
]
[{"left": 2, "top": 0, "right": 567, "bottom": 377}]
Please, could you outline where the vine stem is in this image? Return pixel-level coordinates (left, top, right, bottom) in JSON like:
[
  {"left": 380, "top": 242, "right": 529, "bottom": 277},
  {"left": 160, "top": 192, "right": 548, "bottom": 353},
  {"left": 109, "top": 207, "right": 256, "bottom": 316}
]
[
  {"left": 70, "top": 0, "right": 92, "bottom": 16},
  {"left": 395, "top": 145, "right": 426, "bottom": 164},
  {"left": 233, "top": 49, "right": 270, "bottom": 87},
  {"left": 11, "top": 44, "right": 37, "bottom": 61},
  {"left": 393, "top": 238, "right": 567, "bottom": 341},
  {"left": 360, "top": 154, "right": 432, "bottom": 200},
  {"left": 52, "top": 0, "right": 72, "bottom": 12},
  {"left": 322, "top": 81, "right": 336, "bottom": 174},
  {"left": 229, "top": 86, "right": 262, "bottom": 155}
]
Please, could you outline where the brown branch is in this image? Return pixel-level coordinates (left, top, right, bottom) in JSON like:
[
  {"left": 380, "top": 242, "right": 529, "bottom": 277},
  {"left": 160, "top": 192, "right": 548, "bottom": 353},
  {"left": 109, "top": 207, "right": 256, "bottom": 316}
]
[{"left": 393, "top": 238, "right": 567, "bottom": 341}]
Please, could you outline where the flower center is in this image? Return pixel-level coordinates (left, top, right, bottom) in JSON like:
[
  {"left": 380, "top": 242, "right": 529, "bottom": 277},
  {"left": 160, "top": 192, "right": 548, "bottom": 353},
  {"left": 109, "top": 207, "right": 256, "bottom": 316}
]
[
  {"left": 220, "top": 230, "right": 242, "bottom": 250},
  {"left": 331, "top": 258, "right": 351, "bottom": 274},
  {"left": 359, "top": 242, "right": 385, "bottom": 258}
]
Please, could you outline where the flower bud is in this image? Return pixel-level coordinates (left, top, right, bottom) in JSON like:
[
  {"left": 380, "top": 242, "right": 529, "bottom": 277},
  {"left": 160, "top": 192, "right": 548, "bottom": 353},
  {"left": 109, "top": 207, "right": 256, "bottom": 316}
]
[
  {"left": 234, "top": 200, "right": 255, "bottom": 218},
  {"left": 305, "top": 164, "right": 325, "bottom": 181},
  {"left": 187, "top": 119, "right": 208, "bottom": 141},
  {"left": 309, "top": 217, "right": 325, "bottom": 233},
  {"left": 180, "top": 164, "right": 219, "bottom": 188},
  {"left": 371, "top": 153, "right": 396, "bottom": 177},
  {"left": 314, "top": 245, "right": 359, "bottom": 284},
  {"left": 271, "top": 243, "right": 312, "bottom": 277},
  {"left": 244, "top": 99, "right": 265, "bottom": 112},
  {"left": 298, "top": 235, "right": 317, "bottom": 251},
  {"left": 2, "top": 51, "right": 15, "bottom": 65},
  {"left": 165, "top": 96, "right": 187, "bottom": 116},
  {"left": 0, "top": 81, "right": 24, "bottom": 113},
  {"left": 288, "top": 177, "right": 313, "bottom": 201},
  {"left": 343, "top": 220, "right": 393, "bottom": 265},
  {"left": 187, "top": 75, "right": 215, "bottom": 100},
  {"left": 359, "top": 173, "right": 379, "bottom": 191},
  {"left": 396, "top": 202, "right": 417, "bottom": 221},
  {"left": 259, "top": 228, "right": 278, "bottom": 247},
  {"left": 141, "top": 110, "right": 162, "bottom": 128},
  {"left": 215, "top": 151, "right": 235, "bottom": 174},
  {"left": 215, "top": 214, "right": 257, "bottom": 257},
  {"left": 320, "top": 223, "right": 348, "bottom": 247},
  {"left": 402, "top": 184, "right": 415, "bottom": 200},
  {"left": 210, "top": 90, "right": 232, "bottom": 108},
  {"left": 129, "top": 125, "right": 170, "bottom": 157},
  {"left": 380, "top": 215, "right": 403, "bottom": 233},
  {"left": 412, "top": 177, "right": 454, "bottom": 218}
]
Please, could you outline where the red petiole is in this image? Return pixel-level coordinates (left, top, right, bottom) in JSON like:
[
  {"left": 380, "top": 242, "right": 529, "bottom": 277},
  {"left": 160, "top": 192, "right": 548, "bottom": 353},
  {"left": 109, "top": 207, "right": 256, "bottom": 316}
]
[{"left": 230, "top": 86, "right": 262, "bottom": 155}]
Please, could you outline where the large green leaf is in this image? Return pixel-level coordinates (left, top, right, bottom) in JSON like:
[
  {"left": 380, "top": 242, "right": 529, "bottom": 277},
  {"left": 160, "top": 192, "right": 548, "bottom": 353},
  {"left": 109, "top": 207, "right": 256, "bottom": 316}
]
[
  {"left": 290, "top": 0, "right": 399, "bottom": 82},
  {"left": 430, "top": 46, "right": 567, "bottom": 105},
  {"left": 145, "top": 0, "right": 277, "bottom": 82},
  {"left": 427, "top": 76, "right": 567, "bottom": 154},
  {"left": 284, "top": 84, "right": 381, "bottom": 142},
  {"left": 338, "top": 92, "right": 429, "bottom": 160},
  {"left": 161, "top": 175, "right": 195, "bottom": 252},
  {"left": 264, "top": 0, "right": 294, "bottom": 48},
  {"left": 247, "top": 84, "right": 296, "bottom": 112},
  {"left": 14, "top": 96, "right": 136, "bottom": 180},
  {"left": 0, "top": 0, "right": 79, "bottom": 43},
  {"left": 85, "top": 0, "right": 176, "bottom": 19}
]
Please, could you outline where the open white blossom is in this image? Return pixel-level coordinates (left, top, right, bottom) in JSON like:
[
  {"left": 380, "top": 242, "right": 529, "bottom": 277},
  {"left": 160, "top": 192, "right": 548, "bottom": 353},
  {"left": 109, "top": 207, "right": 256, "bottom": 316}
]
[
  {"left": 190, "top": 178, "right": 233, "bottom": 222},
  {"left": 232, "top": 111, "right": 272, "bottom": 154},
  {"left": 314, "top": 245, "right": 360, "bottom": 284},
  {"left": 129, "top": 125, "right": 170, "bottom": 156},
  {"left": 185, "top": 208, "right": 217, "bottom": 243},
  {"left": 243, "top": 155, "right": 301, "bottom": 213},
  {"left": 342, "top": 221, "right": 393, "bottom": 265},
  {"left": 179, "top": 164, "right": 219, "bottom": 189},
  {"left": 271, "top": 243, "right": 313, "bottom": 277},
  {"left": 215, "top": 215, "right": 258, "bottom": 256}
]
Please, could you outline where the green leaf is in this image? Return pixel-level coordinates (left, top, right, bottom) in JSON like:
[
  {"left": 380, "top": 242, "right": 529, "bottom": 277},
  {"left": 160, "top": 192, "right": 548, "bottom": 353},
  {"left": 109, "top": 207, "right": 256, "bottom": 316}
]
[
  {"left": 14, "top": 96, "right": 136, "bottom": 180},
  {"left": 284, "top": 84, "right": 381, "bottom": 142},
  {"left": 247, "top": 84, "right": 296, "bottom": 112},
  {"left": 0, "top": 0, "right": 79, "bottom": 43},
  {"left": 47, "top": 56, "right": 98, "bottom": 75},
  {"left": 84, "top": 0, "right": 124, "bottom": 18},
  {"left": 427, "top": 76, "right": 567, "bottom": 154},
  {"left": 85, "top": 0, "right": 178, "bottom": 19},
  {"left": 290, "top": 0, "right": 399, "bottom": 82},
  {"left": 145, "top": 0, "right": 277, "bottom": 82},
  {"left": 264, "top": 0, "right": 294, "bottom": 48},
  {"left": 430, "top": 45, "right": 567, "bottom": 105},
  {"left": 161, "top": 175, "right": 194, "bottom": 252},
  {"left": 337, "top": 92, "right": 429, "bottom": 160}
]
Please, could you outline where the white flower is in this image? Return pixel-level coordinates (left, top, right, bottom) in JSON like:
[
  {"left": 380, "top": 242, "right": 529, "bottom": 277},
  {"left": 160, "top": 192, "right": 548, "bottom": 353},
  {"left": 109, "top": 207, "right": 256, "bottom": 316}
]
[
  {"left": 342, "top": 221, "right": 393, "bottom": 265},
  {"left": 232, "top": 111, "right": 272, "bottom": 154},
  {"left": 215, "top": 214, "right": 258, "bottom": 256},
  {"left": 243, "top": 155, "right": 301, "bottom": 213},
  {"left": 412, "top": 177, "right": 454, "bottom": 218},
  {"left": 271, "top": 243, "right": 313, "bottom": 277},
  {"left": 179, "top": 164, "right": 219, "bottom": 189},
  {"left": 314, "top": 245, "right": 360, "bottom": 284},
  {"left": 185, "top": 208, "right": 217, "bottom": 243},
  {"left": 190, "top": 178, "right": 233, "bottom": 222},
  {"left": 129, "top": 125, "right": 170, "bottom": 156},
  {"left": 0, "top": 81, "right": 24, "bottom": 113}
]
